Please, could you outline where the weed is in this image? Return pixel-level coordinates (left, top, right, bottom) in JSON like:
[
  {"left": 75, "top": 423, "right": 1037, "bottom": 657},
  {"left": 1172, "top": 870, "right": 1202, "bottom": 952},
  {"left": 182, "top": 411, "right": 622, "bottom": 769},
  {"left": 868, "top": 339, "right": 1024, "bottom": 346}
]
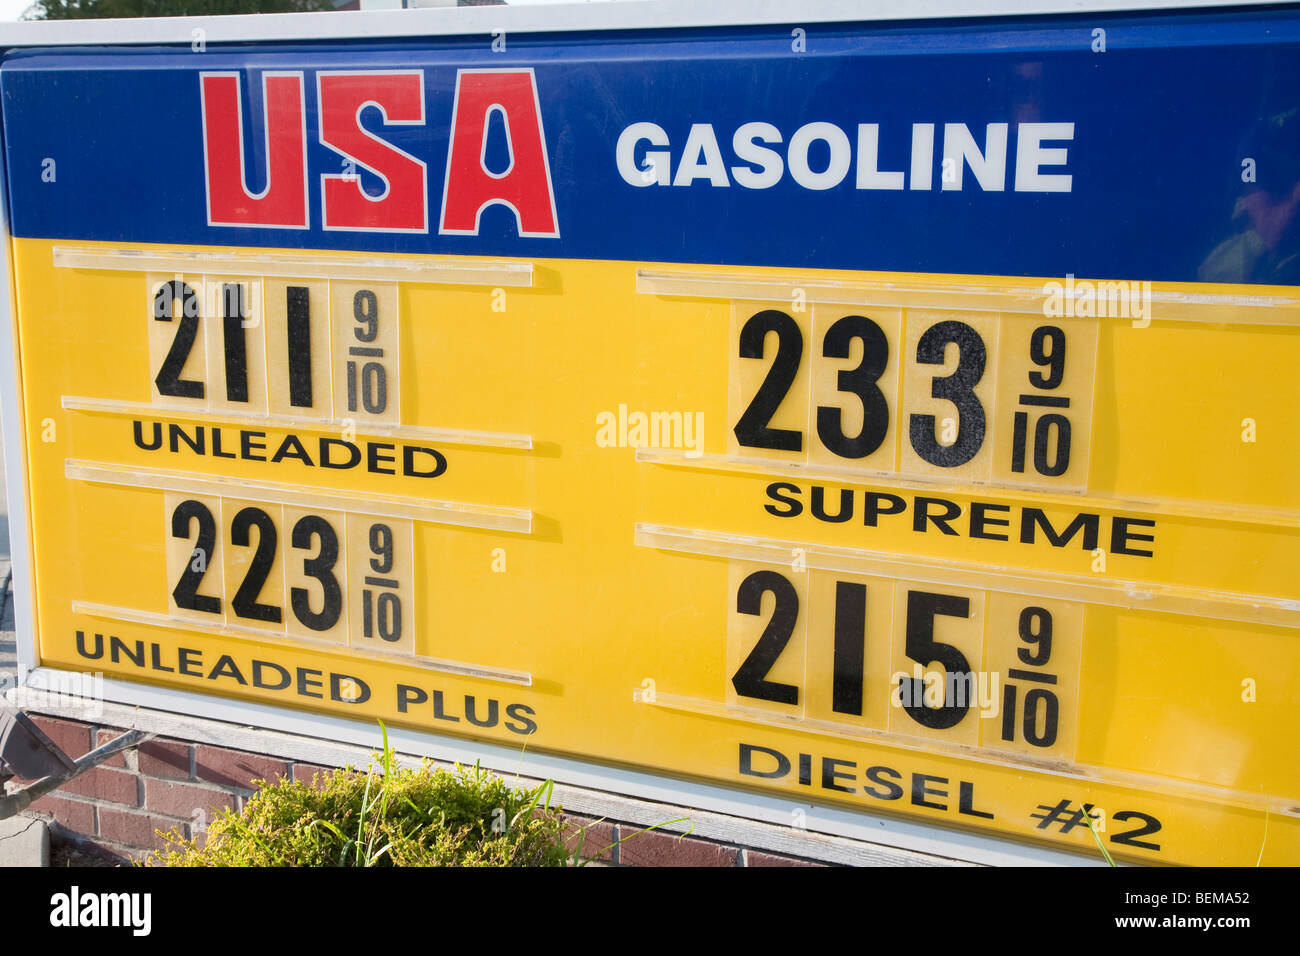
[
  {"left": 146, "top": 722, "right": 571, "bottom": 867},
  {"left": 567, "top": 815, "right": 695, "bottom": 866},
  {"left": 1083, "top": 804, "right": 1116, "bottom": 867}
]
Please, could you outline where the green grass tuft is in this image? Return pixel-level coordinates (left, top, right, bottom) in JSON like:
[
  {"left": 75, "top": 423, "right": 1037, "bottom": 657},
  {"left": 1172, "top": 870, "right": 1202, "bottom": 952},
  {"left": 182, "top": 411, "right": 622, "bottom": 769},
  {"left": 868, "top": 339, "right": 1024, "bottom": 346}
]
[{"left": 146, "top": 722, "right": 574, "bottom": 867}]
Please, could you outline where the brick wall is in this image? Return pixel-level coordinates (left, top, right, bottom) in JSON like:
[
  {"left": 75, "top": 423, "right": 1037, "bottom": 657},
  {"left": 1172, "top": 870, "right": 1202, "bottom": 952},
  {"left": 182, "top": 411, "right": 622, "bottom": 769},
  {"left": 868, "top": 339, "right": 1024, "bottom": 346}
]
[{"left": 10, "top": 715, "right": 826, "bottom": 867}]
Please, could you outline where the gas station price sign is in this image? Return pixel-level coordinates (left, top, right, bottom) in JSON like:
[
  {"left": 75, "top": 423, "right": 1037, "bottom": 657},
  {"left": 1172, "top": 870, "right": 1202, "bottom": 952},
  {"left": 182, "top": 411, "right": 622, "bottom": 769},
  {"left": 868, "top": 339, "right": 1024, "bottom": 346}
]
[{"left": 2, "top": 3, "right": 1299, "bottom": 864}]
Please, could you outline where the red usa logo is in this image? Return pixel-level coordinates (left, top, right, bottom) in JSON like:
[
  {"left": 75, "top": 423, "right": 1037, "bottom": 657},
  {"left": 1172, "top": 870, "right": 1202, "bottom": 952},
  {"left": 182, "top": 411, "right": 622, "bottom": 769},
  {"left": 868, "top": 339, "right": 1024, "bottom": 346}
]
[{"left": 200, "top": 67, "right": 559, "bottom": 238}]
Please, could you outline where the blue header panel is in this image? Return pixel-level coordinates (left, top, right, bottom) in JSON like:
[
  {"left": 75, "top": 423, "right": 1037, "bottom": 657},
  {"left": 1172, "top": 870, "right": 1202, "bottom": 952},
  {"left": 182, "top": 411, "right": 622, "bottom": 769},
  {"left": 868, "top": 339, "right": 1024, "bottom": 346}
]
[{"left": 3, "top": 9, "right": 1300, "bottom": 284}]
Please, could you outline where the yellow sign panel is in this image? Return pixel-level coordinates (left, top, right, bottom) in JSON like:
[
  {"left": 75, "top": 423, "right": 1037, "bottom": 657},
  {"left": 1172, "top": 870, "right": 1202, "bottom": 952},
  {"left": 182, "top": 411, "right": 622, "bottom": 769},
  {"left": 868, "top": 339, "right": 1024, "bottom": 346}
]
[{"left": 10, "top": 237, "right": 1299, "bottom": 865}]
